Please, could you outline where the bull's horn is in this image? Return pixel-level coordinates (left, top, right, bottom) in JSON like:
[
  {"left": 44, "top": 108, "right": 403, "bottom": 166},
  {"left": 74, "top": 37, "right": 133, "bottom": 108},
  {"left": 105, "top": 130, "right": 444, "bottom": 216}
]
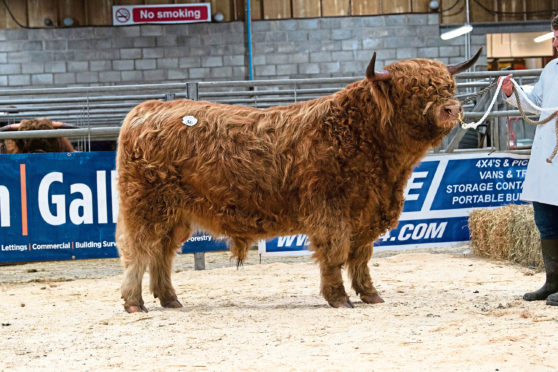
[
  {"left": 0, "top": 124, "right": 19, "bottom": 131},
  {"left": 447, "top": 47, "right": 483, "bottom": 75},
  {"left": 366, "top": 52, "right": 391, "bottom": 81},
  {"left": 52, "top": 121, "right": 77, "bottom": 129}
]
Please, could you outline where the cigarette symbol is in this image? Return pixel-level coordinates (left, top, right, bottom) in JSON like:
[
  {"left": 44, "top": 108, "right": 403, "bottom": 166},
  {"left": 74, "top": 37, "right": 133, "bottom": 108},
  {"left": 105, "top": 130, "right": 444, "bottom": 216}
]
[{"left": 115, "top": 8, "right": 130, "bottom": 23}]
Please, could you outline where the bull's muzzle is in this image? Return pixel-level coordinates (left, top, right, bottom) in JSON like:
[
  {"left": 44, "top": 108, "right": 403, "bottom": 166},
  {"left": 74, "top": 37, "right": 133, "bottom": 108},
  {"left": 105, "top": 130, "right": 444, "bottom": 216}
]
[
  {"left": 439, "top": 103, "right": 464, "bottom": 128},
  {"left": 443, "top": 104, "right": 463, "bottom": 118}
]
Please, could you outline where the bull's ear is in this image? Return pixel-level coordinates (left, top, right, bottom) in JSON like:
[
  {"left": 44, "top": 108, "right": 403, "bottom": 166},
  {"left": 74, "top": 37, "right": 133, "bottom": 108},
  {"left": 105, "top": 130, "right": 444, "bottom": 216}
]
[
  {"left": 366, "top": 52, "right": 391, "bottom": 81},
  {"left": 447, "top": 47, "right": 483, "bottom": 75}
]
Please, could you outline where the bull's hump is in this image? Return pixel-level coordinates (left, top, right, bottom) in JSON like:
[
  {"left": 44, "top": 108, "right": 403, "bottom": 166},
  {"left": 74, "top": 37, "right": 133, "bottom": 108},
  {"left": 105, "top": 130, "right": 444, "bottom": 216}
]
[{"left": 127, "top": 111, "right": 154, "bottom": 128}]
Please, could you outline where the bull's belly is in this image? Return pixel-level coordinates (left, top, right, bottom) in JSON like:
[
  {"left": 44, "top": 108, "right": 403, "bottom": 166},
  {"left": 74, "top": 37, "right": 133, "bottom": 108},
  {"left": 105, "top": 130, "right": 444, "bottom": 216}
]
[
  {"left": 178, "top": 191, "right": 300, "bottom": 239},
  {"left": 189, "top": 210, "right": 301, "bottom": 240}
]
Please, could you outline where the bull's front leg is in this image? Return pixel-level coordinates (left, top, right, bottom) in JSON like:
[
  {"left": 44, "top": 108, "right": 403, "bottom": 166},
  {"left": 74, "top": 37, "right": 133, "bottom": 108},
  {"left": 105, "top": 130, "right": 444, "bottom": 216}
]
[
  {"left": 311, "top": 232, "right": 353, "bottom": 308},
  {"left": 348, "top": 242, "right": 384, "bottom": 304}
]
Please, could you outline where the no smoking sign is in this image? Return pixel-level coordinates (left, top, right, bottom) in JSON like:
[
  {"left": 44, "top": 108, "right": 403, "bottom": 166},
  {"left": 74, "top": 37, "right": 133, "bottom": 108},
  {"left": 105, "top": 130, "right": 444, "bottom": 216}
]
[
  {"left": 114, "top": 8, "right": 131, "bottom": 24},
  {"left": 112, "top": 4, "right": 211, "bottom": 26}
]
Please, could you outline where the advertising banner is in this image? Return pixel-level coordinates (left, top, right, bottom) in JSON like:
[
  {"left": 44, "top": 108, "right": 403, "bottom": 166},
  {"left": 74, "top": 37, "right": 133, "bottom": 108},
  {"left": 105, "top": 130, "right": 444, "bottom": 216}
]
[
  {"left": 0, "top": 152, "right": 226, "bottom": 263},
  {"left": 1, "top": 151, "right": 530, "bottom": 262},
  {"left": 112, "top": 3, "right": 211, "bottom": 26},
  {"left": 258, "top": 152, "right": 530, "bottom": 256}
]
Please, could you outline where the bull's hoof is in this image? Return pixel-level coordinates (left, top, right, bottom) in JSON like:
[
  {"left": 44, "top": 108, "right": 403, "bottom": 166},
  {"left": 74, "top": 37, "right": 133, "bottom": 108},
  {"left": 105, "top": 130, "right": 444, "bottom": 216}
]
[
  {"left": 161, "top": 299, "right": 183, "bottom": 309},
  {"left": 124, "top": 304, "right": 148, "bottom": 313},
  {"left": 361, "top": 293, "right": 385, "bottom": 304},
  {"left": 328, "top": 299, "right": 354, "bottom": 308}
]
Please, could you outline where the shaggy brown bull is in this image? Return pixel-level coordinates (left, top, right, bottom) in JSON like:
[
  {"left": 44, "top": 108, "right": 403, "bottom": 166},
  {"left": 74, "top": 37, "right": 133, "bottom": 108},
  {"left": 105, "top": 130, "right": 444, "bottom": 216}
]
[
  {"left": 116, "top": 49, "right": 482, "bottom": 312},
  {"left": 0, "top": 118, "right": 75, "bottom": 154}
]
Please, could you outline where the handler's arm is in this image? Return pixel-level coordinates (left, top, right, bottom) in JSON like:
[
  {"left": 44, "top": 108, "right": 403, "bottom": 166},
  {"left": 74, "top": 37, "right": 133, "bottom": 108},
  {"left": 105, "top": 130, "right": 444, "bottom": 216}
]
[{"left": 501, "top": 72, "right": 543, "bottom": 115}]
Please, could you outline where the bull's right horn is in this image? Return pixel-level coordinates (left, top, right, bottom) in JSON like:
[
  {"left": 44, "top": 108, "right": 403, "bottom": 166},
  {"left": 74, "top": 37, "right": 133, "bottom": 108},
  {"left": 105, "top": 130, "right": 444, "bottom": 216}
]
[{"left": 366, "top": 52, "right": 391, "bottom": 81}]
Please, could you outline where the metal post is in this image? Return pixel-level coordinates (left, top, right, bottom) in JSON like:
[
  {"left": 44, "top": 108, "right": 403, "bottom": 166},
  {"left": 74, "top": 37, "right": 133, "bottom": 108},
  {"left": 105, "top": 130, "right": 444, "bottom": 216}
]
[
  {"left": 194, "top": 252, "right": 205, "bottom": 270},
  {"left": 186, "top": 82, "right": 199, "bottom": 101},
  {"left": 245, "top": 0, "right": 254, "bottom": 81},
  {"left": 465, "top": 0, "right": 471, "bottom": 60},
  {"left": 497, "top": 100, "right": 508, "bottom": 151},
  {"left": 165, "top": 92, "right": 176, "bottom": 101}
]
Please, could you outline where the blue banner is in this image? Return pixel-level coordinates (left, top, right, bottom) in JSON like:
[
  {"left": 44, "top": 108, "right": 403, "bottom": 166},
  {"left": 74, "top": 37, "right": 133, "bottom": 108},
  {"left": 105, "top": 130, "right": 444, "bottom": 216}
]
[
  {"left": 259, "top": 152, "right": 530, "bottom": 255},
  {"left": 1, "top": 152, "right": 531, "bottom": 261},
  {"left": 0, "top": 152, "right": 227, "bottom": 263}
]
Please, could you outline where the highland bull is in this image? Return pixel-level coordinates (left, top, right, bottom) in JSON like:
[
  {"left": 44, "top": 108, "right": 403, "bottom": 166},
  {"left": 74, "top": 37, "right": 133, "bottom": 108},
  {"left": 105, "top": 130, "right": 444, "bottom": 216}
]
[
  {"left": 116, "top": 49, "right": 482, "bottom": 312},
  {"left": 0, "top": 119, "right": 75, "bottom": 154}
]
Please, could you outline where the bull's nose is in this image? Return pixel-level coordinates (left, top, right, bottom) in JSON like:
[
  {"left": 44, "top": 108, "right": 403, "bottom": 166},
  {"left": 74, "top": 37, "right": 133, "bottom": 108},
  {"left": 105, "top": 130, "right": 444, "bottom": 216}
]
[{"left": 444, "top": 104, "right": 462, "bottom": 117}]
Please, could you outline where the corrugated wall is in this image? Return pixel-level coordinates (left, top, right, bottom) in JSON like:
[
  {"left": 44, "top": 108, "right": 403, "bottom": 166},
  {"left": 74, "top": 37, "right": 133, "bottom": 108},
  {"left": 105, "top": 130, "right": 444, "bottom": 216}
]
[
  {"left": 440, "top": 0, "right": 557, "bottom": 24},
  {"left": 0, "top": 0, "right": 556, "bottom": 28}
]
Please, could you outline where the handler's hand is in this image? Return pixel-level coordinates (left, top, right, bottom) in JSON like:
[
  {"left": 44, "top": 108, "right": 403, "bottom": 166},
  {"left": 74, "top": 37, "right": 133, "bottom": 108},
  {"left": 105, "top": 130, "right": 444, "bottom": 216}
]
[{"left": 499, "top": 73, "right": 513, "bottom": 97}]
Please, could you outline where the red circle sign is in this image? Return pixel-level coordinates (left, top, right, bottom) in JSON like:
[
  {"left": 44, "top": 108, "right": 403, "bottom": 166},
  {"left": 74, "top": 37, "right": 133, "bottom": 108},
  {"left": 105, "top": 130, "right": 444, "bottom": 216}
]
[{"left": 115, "top": 8, "right": 130, "bottom": 23}]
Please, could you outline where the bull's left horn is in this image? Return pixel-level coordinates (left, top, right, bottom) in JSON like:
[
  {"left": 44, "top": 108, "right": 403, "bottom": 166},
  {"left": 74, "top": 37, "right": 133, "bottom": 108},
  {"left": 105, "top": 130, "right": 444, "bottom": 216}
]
[
  {"left": 366, "top": 52, "right": 391, "bottom": 81},
  {"left": 447, "top": 47, "right": 483, "bottom": 75},
  {"left": 0, "top": 124, "right": 20, "bottom": 131}
]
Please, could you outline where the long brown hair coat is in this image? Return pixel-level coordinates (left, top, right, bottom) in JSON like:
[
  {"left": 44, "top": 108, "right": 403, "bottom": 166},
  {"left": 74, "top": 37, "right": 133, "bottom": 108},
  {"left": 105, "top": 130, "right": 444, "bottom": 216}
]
[{"left": 116, "top": 51, "right": 481, "bottom": 312}]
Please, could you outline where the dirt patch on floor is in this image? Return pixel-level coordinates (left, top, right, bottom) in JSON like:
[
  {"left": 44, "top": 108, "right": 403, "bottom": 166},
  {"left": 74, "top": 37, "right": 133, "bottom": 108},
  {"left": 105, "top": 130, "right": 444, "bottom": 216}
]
[{"left": 1, "top": 247, "right": 557, "bottom": 371}]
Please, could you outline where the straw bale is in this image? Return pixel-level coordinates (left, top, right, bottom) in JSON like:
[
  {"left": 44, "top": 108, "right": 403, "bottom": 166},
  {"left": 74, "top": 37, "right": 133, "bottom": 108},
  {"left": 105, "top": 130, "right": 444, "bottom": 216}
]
[{"left": 468, "top": 204, "right": 542, "bottom": 269}]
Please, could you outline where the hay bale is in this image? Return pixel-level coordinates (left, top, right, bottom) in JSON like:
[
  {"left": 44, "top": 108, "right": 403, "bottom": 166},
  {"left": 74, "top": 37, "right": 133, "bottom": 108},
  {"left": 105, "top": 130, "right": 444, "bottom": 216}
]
[
  {"left": 469, "top": 206, "right": 513, "bottom": 260},
  {"left": 506, "top": 205, "right": 542, "bottom": 269},
  {"left": 468, "top": 204, "right": 542, "bottom": 270}
]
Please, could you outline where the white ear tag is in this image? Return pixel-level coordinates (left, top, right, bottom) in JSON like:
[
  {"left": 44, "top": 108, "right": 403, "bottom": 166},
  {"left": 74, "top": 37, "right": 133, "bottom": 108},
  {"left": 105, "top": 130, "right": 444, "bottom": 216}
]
[{"left": 182, "top": 116, "right": 198, "bottom": 126}]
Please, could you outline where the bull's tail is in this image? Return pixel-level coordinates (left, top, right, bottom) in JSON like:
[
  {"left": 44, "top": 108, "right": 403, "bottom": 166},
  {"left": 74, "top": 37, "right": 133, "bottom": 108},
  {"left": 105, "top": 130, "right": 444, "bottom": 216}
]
[{"left": 230, "top": 237, "right": 252, "bottom": 268}]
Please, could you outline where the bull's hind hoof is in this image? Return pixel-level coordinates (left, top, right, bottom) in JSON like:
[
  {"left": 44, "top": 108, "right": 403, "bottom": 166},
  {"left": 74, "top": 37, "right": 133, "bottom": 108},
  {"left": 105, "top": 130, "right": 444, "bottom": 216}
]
[
  {"left": 329, "top": 299, "right": 354, "bottom": 308},
  {"left": 161, "top": 299, "right": 183, "bottom": 309},
  {"left": 125, "top": 304, "right": 148, "bottom": 313},
  {"left": 361, "top": 293, "right": 385, "bottom": 304}
]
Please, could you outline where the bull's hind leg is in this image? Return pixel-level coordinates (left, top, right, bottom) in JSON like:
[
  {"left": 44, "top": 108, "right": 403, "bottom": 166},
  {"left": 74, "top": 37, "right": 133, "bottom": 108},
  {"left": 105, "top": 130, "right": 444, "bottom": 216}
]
[
  {"left": 121, "top": 258, "right": 148, "bottom": 312},
  {"left": 149, "top": 224, "right": 192, "bottom": 309},
  {"left": 311, "top": 232, "right": 353, "bottom": 308},
  {"left": 230, "top": 237, "right": 252, "bottom": 267},
  {"left": 348, "top": 243, "right": 384, "bottom": 304},
  {"left": 116, "top": 218, "right": 149, "bottom": 313}
]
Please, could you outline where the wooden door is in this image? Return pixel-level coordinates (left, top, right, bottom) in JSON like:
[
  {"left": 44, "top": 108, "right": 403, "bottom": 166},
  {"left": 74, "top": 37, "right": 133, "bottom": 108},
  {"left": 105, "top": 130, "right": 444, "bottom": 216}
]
[{"left": 0, "top": 0, "right": 28, "bottom": 28}]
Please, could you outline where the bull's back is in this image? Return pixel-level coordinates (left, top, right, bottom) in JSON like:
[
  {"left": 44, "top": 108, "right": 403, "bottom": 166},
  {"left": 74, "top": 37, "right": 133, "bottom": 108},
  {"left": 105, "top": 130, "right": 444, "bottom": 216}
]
[{"left": 116, "top": 99, "right": 306, "bottom": 236}]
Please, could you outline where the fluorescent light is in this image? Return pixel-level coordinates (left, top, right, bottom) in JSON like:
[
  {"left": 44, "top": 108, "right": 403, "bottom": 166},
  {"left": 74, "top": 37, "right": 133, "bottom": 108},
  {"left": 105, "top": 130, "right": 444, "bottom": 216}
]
[
  {"left": 534, "top": 32, "right": 554, "bottom": 43},
  {"left": 441, "top": 24, "right": 473, "bottom": 40}
]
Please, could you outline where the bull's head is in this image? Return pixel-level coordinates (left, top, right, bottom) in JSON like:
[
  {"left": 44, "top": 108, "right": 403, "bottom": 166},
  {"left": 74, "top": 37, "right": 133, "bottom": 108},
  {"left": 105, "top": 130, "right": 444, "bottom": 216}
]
[
  {"left": 0, "top": 119, "right": 76, "bottom": 154},
  {"left": 365, "top": 48, "right": 482, "bottom": 141},
  {"left": 0, "top": 121, "right": 76, "bottom": 132}
]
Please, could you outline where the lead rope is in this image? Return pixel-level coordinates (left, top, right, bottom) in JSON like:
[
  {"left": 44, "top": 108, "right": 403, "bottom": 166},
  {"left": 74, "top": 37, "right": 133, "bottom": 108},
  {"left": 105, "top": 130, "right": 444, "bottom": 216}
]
[
  {"left": 512, "top": 87, "right": 558, "bottom": 163},
  {"left": 459, "top": 77, "right": 558, "bottom": 163}
]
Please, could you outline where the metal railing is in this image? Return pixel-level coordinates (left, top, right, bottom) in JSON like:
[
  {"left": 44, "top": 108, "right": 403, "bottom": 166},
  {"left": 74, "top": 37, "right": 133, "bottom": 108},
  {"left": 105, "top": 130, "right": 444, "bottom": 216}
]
[{"left": 0, "top": 69, "right": 543, "bottom": 153}]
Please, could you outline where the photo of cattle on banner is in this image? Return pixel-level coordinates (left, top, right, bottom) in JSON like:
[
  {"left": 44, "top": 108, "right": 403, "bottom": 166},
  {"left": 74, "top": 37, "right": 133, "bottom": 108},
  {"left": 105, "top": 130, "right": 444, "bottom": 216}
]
[
  {"left": 115, "top": 49, "right": 482, "bottom": 312},
  {"left": 0, "top": 118, "right": 76, "bottom": 154}
]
